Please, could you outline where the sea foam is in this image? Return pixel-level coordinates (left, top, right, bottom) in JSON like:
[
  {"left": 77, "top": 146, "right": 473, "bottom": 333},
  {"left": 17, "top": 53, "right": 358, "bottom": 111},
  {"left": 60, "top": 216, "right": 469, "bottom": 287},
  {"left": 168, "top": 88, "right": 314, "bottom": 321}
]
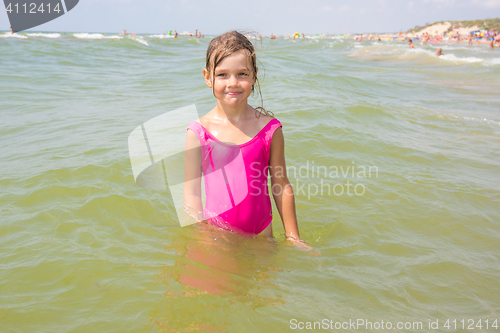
[
  {"left": 26, "top": 33, "right": 61, "bottom": 38},
  {"left": 73, "top": 33, "right": 122, "bottom": 39},
  {"left": 0, "top": 33, "right": 28, "bottom": 39}
]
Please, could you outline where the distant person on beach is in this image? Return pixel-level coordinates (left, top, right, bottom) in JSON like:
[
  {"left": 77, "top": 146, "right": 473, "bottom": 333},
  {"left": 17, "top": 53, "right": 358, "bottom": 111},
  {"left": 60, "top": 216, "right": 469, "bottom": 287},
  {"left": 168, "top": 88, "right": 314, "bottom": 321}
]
[
  {"left": 302, "top": 33, "right": 305, "bottom": 39},
  {"left": 184, "top": 31, "right": 311, "bottom": 249},
  {"left": 422, "top": 33, "right": 429, "bottom": 45},
  {"left": 408, "top": 39, "right": 416, "bottom": 49},
  {"left": 122, "top": 30, "right": 127, "bottom": 36},
  {"left": 435, "top": 48, "right": 444, "bottom": 56},
  {"left": 195, "top": 30, "right": 198, "bottom": 38},
  {"left": 174, "top": 30, "right": 178, "bottom": 38},
  {"left": 133, "top": 31, "right": 136, "bottom": 37},
  {"left": 270, "top": 33, "right": 276, "bottom": 40},
  {"left": 490, "top": 35, "right": 496, "bottom": 50},
  {"left": 475, "top": 35, "right": 481, "bottom": 46},
  {"left": 359, "top": 34, "right": 363, "bottom": 42},
  {"left": 10, "top": 26, "right": 14, "bottom": 34}
]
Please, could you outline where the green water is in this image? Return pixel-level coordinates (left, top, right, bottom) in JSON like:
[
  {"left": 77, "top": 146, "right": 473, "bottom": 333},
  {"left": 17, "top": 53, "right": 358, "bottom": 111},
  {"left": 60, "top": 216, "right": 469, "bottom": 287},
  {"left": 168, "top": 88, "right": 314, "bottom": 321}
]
[{"left": 1, "top": 33, "right": 499, "bottom": 332}]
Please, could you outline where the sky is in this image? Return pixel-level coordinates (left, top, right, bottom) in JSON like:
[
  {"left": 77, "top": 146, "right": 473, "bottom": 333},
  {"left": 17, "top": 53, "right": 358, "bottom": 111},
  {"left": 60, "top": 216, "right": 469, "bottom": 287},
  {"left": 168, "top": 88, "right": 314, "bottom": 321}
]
[{"left": 1, "top": 0, "right": 499, "bottom": 35}]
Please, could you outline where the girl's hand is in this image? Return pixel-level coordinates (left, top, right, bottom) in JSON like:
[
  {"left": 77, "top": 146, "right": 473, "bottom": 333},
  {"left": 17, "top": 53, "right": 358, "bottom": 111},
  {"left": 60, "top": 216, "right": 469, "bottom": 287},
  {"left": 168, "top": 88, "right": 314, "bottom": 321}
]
[
  {"left": 285, "top": 234, "right": 321, "bottom": 255},
  {"left": 287, "top": 237, "right": 312, "bottom": 249},
  {"left": 286, "top": 235, "right": 315, "bottom": 251}
]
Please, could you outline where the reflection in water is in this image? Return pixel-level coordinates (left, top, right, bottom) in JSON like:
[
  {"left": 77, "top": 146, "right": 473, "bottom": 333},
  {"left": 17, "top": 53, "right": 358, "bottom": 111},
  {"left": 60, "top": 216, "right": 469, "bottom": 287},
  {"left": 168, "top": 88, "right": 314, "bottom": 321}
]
[{"left": 147, "top": 222, "right": 286, "bottom": 331}]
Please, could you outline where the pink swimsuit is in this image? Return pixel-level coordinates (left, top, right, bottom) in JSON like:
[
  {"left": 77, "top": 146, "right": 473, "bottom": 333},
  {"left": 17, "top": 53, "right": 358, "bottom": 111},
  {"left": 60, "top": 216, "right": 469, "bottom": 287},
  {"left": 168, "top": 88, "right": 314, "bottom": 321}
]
[{"left": 187, "top": 118, "right": 282, "bottom": 234}]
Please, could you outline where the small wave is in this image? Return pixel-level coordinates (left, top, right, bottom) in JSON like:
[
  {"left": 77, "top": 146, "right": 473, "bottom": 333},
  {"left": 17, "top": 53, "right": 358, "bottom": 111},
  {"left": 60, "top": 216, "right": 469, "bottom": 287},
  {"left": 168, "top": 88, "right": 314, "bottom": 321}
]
[
  {"left": 26, "top": 33, "right": 61, "bottom": 38},
  {"left": 435, "top": 112, "right": 500, "bottom": 126},
  {"left": 73, "top": 33, "right": 122, "bottom": 39},
  {"left": 353, "top": 43, "right": 500, "bottom": 67},
  {"left": 129, "top": 36, "right": 149, "bottom": 46},
  {"left": 0, "top": 33, "right": 28, "bottom": 39},
  {"left": 438, "top": 54, "right": 484, "bottom": 63},
  {"left": 149, "top": 34, "right": 175, "bottom": 39},
  {"left": 485, "top": 58, "right": 500, "bottom": 66}
]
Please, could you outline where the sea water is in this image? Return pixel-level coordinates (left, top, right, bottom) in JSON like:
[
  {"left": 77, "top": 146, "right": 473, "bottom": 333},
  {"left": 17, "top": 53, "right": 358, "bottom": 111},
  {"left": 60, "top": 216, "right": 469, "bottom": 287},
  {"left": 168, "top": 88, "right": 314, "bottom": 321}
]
[{"left": 1, "top": 32, "right": 499, "bottom": 332}]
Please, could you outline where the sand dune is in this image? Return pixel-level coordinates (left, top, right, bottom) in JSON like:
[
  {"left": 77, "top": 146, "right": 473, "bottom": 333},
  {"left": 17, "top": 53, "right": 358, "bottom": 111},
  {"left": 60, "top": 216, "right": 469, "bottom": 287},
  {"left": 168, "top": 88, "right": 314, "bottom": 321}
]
[{"left": 417, "top": 21, "right": 480, "bottom": 35}]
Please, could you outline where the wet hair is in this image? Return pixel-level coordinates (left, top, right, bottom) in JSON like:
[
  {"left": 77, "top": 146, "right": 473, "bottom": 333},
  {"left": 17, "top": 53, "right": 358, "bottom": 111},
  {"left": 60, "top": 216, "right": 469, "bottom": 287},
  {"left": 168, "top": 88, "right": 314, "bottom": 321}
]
[
  {"left": 408, "top": 39, "right": 412, "bottom": 43},
  {"left": 205, "top": 31, "right": 273, "bottom": 118}
]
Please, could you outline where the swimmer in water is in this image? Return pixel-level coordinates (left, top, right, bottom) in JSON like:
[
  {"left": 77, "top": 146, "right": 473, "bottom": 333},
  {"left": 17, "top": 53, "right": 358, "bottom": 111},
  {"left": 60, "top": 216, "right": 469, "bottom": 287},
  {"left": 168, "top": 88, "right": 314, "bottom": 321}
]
[
  {"left": 184, "top": 31, "right": 312, "bottom": 249},
  {"left": 435, "top": 48, "right": 444, "bottom": 56},
  {"left": 174, "top": 30, "right": 178, "bottom": 38},
  {"left": 422, "top": 32, "right": 429, "bottom": 45},
  {"left": 10, "top": 26, "right": 14, "bottom": 34},
  {"left": 408, "top": 39, "right": 416, "bottom": 49}
]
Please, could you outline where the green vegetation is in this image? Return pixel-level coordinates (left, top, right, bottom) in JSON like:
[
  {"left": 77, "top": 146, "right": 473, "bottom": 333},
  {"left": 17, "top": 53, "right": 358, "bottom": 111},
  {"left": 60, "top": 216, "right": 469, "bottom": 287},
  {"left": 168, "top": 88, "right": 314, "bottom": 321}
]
[{"left": 407, "top": 18, "right": 500, "bottom": 33}]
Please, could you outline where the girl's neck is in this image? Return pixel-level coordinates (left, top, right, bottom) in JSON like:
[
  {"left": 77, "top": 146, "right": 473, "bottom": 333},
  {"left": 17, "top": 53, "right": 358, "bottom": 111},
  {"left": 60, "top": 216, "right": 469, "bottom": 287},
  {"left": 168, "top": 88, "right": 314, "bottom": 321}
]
[{"left": 214, "top": 101, "right": 252, "bottom": 123}]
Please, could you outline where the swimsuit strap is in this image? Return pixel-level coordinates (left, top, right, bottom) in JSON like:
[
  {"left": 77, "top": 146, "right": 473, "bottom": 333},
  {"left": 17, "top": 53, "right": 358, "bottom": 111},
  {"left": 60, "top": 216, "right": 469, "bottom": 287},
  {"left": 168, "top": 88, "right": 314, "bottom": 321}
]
[
  {"left": 262, "top": 118, "right": 283, "bottom": 162},
  {"left": 186, "top": 121, "right": 211, "bottom": 165},
  {"left": 187, "top": 121, "right": 207, "bottom": 145}
]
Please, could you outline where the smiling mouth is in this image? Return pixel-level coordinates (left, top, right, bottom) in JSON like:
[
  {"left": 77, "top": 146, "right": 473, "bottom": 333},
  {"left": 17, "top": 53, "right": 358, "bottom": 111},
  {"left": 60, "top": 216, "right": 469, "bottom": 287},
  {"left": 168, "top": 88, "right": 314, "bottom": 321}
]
[{"left": 226, "top": 92, "right": 242, "bottom": 96}]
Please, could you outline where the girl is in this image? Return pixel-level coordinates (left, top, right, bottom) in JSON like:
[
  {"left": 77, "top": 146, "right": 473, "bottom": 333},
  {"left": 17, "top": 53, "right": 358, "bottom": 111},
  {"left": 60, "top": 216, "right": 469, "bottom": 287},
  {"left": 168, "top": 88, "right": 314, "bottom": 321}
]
[{"left": 183, "top": 31, "right": 309, "bottom": 248}]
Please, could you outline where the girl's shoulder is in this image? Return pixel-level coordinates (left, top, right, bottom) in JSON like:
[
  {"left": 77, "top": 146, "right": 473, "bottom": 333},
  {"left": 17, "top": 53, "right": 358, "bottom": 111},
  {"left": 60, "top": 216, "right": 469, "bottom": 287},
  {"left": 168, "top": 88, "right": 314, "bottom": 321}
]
[
  {"left": 257, "top": 114, "right": 280, "bottom": 129},
  {"left": 258, "top": 115, "right": 282, "bottom": 149}
]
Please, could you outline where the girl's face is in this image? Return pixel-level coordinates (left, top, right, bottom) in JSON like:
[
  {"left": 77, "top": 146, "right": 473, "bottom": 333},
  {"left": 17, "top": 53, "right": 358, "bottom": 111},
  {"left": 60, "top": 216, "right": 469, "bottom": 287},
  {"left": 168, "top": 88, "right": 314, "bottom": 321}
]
[{"left": 203, "top": 49, "right": 257, "bottom": 108}]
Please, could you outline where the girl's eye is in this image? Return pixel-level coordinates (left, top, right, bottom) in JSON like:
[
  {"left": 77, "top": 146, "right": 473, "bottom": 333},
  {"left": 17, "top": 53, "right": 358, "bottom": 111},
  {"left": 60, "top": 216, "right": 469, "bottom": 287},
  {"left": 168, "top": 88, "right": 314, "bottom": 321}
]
[
  {"left": 217, "top": 73, "right": 226, "bottom": 77},
  {"left": 239, "top": 73, "right": 249, "bottom": 76}
]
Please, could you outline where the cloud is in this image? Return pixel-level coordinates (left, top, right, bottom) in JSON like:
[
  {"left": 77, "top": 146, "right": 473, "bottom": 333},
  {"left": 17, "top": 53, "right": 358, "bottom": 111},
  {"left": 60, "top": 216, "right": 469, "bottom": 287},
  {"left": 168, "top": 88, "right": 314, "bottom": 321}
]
[
  {"left": 422, "top": 0, "right": 455, "bottom": 4},
  {"left": 339, "top": 5, "right": 350, "bottom": 12},
  {"left": 472, "top": 0, "right": 500, "bottom": 8}
]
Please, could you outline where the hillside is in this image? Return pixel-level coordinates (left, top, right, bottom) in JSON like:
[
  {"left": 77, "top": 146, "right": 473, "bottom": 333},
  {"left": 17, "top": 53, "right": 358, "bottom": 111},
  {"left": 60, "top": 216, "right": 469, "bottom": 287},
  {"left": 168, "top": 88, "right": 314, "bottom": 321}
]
[{"left": 408, "top": 18, "right": 500, "bottom": 34}]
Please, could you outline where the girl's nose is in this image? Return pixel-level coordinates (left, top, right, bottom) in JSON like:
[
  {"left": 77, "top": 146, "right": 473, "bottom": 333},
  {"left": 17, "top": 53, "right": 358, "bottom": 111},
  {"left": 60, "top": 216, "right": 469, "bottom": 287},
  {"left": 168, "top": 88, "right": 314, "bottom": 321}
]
[{"left": 227, "top": 74, "right": 238, "bottom": 86}]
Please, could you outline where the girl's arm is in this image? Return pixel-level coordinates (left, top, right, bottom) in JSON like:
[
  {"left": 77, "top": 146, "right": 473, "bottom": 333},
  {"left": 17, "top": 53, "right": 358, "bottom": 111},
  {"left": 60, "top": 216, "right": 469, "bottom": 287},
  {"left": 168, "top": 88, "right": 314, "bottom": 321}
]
[
  {"left": 269, "top": 127, "right": 310, "bottom": 249},
  {"left": 183, "top": 129, "right": 203, "bottom": 221}
]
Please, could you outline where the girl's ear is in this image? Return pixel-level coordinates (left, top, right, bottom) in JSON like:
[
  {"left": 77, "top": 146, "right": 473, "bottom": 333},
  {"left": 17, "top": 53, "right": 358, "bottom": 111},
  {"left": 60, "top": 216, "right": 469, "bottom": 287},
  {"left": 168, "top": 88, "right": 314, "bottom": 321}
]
[{"left": 202, "top": 68, "right": 212, "bottom": 88}]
